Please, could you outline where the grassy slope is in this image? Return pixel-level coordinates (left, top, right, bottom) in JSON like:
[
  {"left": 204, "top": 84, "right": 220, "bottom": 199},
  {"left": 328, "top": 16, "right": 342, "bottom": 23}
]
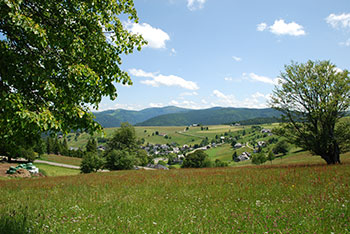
[
  {"left": 1, "top": 161, "right": 349, "bottom": 233},
  {"left": 39, "top": 154, "right": 82, "bottom": 166},
  {"left": 34, "top": 163, "right": 80, "bottom": 177}
]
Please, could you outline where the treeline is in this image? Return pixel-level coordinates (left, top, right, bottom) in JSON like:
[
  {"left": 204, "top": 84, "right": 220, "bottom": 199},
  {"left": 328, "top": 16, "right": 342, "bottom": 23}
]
[{"left": 231, "top": 117, "right": 282, "bottom": 126}]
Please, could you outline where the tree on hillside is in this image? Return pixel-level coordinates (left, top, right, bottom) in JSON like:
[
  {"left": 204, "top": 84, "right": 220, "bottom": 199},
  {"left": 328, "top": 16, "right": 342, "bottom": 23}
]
[
  {"left": 104, "top": 122, "right": 147, "bottom": 170},
  {"left": 272, "top": 140, "right": 290, "bottom": 156},
  {"left": 86, "top": 138, "right": 97, "bottom": 153},
  {"left": 182, "top": 150, "right": 211, "bottom": 168},
  {"left": 0, "top": 1, "right": 146, "bottom": 160},
  {"left": 270, "top": 60, "right": 350, "bottom": 164}
]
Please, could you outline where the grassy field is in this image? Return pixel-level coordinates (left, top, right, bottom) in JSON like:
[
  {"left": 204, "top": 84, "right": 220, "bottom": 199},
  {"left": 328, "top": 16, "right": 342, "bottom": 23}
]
[
  {"left": 39, "top": 154, "right": 82, "bottom": 166},
  {"left": 67, "top": 124, "right": 251, "bottom": 149},
  {"left": 1, "top": 160, "right": 349, "bottom": 233},
  {"left": 34, "top": 163, "right": 80, "bottom": 177}
]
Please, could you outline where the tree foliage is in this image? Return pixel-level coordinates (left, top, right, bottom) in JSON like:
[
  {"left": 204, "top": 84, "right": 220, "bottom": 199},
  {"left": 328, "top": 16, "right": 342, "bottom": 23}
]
[
  {"left": 81, "top": 152, "right": 104, "bottom": 173},
  {"left": 270, "top": 60, "right": 350, "bottom": 164},
  {"left": 182, "top": 150, "right": 211, "bottom": 168},
  {"left": 0, "top": 0, "right": 145, "bottom": 158}
]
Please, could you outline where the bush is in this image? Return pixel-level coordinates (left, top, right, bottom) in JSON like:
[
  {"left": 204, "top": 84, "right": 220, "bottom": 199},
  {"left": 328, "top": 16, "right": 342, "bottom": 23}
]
[
  {"left": 251, "top": 152, "right": 267, "bottom": 165},
  {"left": 105, "top": 150, "right": 135, "bottom": 170},
  {"left": 80, "top": 152, "right": 104, "bottom": 173},
  {"left": 182, "top": 150, "right": 211, "bottom": 168},
  {"left": 214, "top": 159, "right": 228, "bottom": 167}
]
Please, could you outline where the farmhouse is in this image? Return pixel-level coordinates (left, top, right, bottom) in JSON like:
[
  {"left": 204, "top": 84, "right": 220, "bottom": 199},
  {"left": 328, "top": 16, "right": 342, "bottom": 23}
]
[
  {"left": 234, "top": 143, "right": 242, "bottom": 149},
  {"left": 261, "top": 129, "right": 272, "bottom": 133},
  {"left": 237, "top": 152, "right": 250, "bottom": 161}
]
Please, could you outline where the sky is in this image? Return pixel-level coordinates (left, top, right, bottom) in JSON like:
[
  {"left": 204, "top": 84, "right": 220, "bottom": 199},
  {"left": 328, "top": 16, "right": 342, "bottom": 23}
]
[{"left": 98, "top": 0, "right": 350, "bottom": 111}]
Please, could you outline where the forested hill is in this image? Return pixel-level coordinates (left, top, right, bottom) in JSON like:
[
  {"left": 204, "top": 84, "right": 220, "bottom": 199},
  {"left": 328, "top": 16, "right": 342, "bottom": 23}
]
[
  {"left": 93, "top": 106, "right": 190, "bottom": 127},
  {"left": 135, "top": 107, "right": 282, "bottom": 126}
]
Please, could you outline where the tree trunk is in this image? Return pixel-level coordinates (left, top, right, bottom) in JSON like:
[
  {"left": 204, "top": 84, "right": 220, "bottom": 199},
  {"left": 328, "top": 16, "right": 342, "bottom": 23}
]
[{"left": 322, "top": 142, "right": 341, "bottom": 165}]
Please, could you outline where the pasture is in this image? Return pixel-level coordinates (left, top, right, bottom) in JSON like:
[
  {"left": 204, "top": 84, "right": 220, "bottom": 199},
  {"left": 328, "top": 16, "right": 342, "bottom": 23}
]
[{"left": 1, "top": 161, "right": 349, "bottom": 233}]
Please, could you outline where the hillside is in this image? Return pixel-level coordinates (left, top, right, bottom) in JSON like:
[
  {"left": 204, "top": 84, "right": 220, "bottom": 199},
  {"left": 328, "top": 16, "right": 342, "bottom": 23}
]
[
  {"left": 136, "top": 107, "right": 281, "bottom": 126},
  {"left": 93, "top": 106, "right": 190, "bottom": 127}
]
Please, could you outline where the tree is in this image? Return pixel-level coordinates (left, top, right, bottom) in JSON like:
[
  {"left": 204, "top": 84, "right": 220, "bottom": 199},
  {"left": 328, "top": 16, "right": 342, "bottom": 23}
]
[
  {"left": 267, "top": 151, "right": 275, "bottom": 164},
  {"left": 251, "top": 152, "right": 267, "bottom": 165},
  {"left": 232, "top": 151, "right": 238, "bottom": 162},
  {"left": 182, "top": 150, "right": 211, "bottom": 168},
  {"left": 272, "top": 140, "right": 290, "bottom": 156},
  {"left": 105, "top": 150, "right": 135, "bottom": 170},
  {"left": 86, "top": 138, "right": 97, "bottom": 153},
  {"left": 106, "top": 122, "right": 138, "bottom": 152},
  {"left": 80, "top": 152, "right": 104, "bottom": 173},
  {"left": 270, "top": 60, "right": 350, "bottom": 164},
  {"left": 0, "top": 1, "right": 146, "bottom": 160}
]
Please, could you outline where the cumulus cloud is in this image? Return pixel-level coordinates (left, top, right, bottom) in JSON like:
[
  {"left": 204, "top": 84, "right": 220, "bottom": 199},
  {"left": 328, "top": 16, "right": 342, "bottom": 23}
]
[
  {"left": 212, "top": 90, "right": 271, "bottom": 108},
  {"left": 245, "top": 73, "right": 280, "bottom": 85},
  {"left": 187, "top": 0, "right": 206, "bottom": 11},
  {"left": 326, "top": 13, "right": 350, "bottom": 29},
  {"left": 224, "top": 77, "right": 233, "bottom": 81},
  {"left": 232, "top": 56, "right": 242, "bottom": 62},
  {"left": 129, "top": 69, "right": 199, "bottom": 90},
  {"left": 258, "top": 19, "right": 306, "bottom": 36},
  {"left": 149, "top": 103, "right": 165, "bottom": 108},
  {"left": 124, "top": 22, "right": 170, "bottom": 49}
]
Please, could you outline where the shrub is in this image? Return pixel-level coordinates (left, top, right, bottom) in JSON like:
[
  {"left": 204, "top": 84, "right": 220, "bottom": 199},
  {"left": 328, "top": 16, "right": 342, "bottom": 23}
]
[{"left": 80, "top": 152, "right": 104, "bottom": 173}]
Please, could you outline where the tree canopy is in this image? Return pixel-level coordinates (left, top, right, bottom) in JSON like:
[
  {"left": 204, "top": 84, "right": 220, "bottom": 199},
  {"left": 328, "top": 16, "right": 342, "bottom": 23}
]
[
  {"left": 270, "top": 60, "right": 350, "bottom": 164},
  {"left": 0, "top": 0, "right": 145, "bottom": 157}
]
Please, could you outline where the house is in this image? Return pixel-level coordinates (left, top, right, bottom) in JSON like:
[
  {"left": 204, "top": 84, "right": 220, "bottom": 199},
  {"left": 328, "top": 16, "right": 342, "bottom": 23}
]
[
  {"left": 261, "top": 129, "right": 272, "bottom": 133},
  {"left": 97, "top": 145, "right": 105, "bottom": 151},
  {"left": 237, "top": 152, "right": 250, "bottom": 161},
  {"left": 192, "top": 123, "right": 199, "bottom": 127},
  {"left": 257, "top": 141, "right": 266, "bottom": 147},
  {"left": 234, "top": 143, "right": 242, "bottom": 149},
  {"left": 146, "top": 164, "right": 169, "bottom": 170},
  {"left": 159, "top": 133, "right": 167, "bottom": 137}
]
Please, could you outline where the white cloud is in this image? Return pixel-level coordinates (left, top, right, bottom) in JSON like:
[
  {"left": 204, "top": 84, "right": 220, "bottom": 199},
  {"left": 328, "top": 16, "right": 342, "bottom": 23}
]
[
  {"left": 232, "top": 56, "right": 242, "bottom": 62},
  {"left": 258, "top": 19, "right": 306, "bottom": 36},
  {"left": 180, "top": 91, "right": 198, "bottom": 96},
  {"left": 326, "top": 13, "right": 350, "bottom": 29},
  {"left": 201, "top": 99, "right": 208, "bottom": 104},
  {"left": 187, "top": 0, "right": 206, "bottom": 11},
  {"left": 129, "top": 69, "right": 199, "bottom": 90},
  {"left": 257, "top": 23, "right": 267, "bottom": 32},
  {"left": 169, "top": 100, "right": 179, "bottom": 105},
  {"left": 245, "top": 73, "right": 280, "bottom": 85},
  {"left": 170, "top": 48, "right": 177, "bottom": 56},
  {"left": 149, "top": 103, "right": 165, "bottom": 108},
  {"left": 124, "top": 22, "right": 170, "bottom": 49},
  {"left": 340, "top": 38, "right": 350, "bottom": 47},
  {"left": 212, "top": 90, "right": 271, "bottom": 108},
  {"left": 333, "top": 67, "right": 343, "bottom": 74},
  {"left": 224, "top": 77, "right": 233, "bottom": 81}
]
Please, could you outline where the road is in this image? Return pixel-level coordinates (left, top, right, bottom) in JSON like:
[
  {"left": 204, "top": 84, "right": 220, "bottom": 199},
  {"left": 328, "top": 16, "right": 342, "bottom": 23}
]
[{"left": 34, "top": 160, "right": 80, "bottom": 169}]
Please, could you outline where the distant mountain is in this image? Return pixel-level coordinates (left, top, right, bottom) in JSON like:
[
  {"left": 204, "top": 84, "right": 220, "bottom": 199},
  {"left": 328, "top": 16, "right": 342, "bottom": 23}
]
[
  {"left": 93, "top": 106, "right": 190, "bottom": 127},
  {"left": 135, "top": 107, "right": 282, "bottom": 126}
]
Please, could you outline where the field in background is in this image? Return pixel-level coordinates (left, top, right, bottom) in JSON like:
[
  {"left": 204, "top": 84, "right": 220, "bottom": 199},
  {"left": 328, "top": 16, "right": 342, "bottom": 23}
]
[
  {"left": 39, "top": 155, "right": 82, "bottom": 166},
  {"left": 67, "top": 123, "right": 275, "bottom": 149},
  {"left": 1, "top": 162, "right": 349, "bottom": 233},
  {"left": 33, "top": 163, "right": 80, "bottom": 177}
]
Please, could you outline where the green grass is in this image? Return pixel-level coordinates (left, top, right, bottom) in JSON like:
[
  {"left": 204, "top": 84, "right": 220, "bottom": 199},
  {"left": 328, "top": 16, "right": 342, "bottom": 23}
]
[
  {"left": 34, "top": 163, "right": 80, "bottom": 177},
  {"left": 1, "top": 161, "right": 350, "bottom": 233},
  {"left": 39, "top": 154, "right": 82, "bottom": 166}
]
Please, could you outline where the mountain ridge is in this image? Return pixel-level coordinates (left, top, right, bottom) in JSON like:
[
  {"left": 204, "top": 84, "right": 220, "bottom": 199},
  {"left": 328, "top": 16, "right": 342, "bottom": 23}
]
[{"left": 93, "top": 106, "right": 281, "bottom": 127}]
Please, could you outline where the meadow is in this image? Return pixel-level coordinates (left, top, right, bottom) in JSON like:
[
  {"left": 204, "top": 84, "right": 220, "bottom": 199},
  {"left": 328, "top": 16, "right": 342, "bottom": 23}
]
[{"left": 1, "top": 161, "right": 349, "bottom": 233}]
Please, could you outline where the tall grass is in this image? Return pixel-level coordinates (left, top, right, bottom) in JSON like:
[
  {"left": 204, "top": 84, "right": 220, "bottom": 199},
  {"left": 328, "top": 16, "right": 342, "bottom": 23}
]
[{"left": 1, "top": 163, "right": 349, "bottom": 233}]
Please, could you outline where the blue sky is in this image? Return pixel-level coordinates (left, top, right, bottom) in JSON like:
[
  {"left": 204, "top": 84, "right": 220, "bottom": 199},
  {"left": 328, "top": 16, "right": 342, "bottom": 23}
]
[{"left": 98, "top": 0, "right": 350, "bottom": 111}]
